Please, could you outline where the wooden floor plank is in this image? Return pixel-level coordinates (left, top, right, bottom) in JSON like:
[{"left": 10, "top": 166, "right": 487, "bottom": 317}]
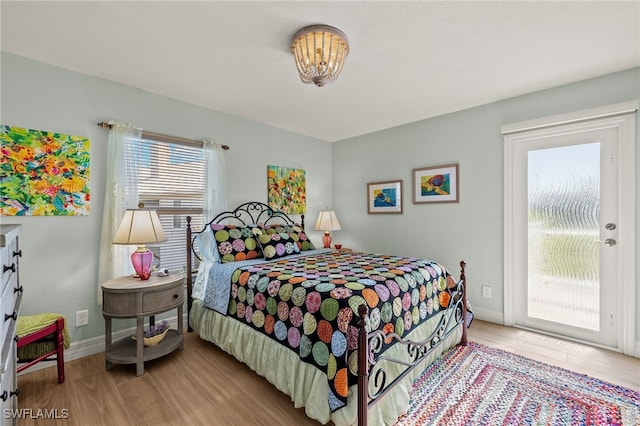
[
  {"left": 143, "top": 349, "right": 241, "bottom": 424},
  {"left": 116, "top": 374, "right": 179, "bottom": 426},
  {"left": 15, "top": 320, "right": 639, "bottom": 425},
  {"left": 65, "top": 366, "right": 134, "bottom": 425}
]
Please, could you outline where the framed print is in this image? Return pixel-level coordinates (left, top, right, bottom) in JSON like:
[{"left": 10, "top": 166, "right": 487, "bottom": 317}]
[
  {"left": 412, "top": 163, "right": 459, "bottom": 204},
  {"left": 367, "top": 180, "right": 403, "bottom": 214}
]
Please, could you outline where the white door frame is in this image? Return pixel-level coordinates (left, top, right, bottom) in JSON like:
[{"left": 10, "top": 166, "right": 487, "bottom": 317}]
[{"left": 503, "top": 101, "right": 637, "bottom": 356}]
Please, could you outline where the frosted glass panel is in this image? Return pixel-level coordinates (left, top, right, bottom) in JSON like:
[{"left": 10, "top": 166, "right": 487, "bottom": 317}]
[{"left": 528, "top": 143, "right": 600, "bottom": 330}]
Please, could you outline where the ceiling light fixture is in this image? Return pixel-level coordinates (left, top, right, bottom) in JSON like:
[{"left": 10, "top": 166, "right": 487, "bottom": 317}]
[{"left": 291, "top": 24, "right": 349, "bottom": 87}]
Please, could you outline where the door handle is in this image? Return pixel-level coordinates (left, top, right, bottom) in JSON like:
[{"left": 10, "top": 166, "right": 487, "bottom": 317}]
[{"left": 594, "top": 239, "right": 617, "bottom": 246}]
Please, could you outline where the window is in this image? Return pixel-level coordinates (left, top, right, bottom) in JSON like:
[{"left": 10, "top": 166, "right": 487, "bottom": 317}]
[{"left": 123, "top": 136, "right": 206, "bottom": 272}]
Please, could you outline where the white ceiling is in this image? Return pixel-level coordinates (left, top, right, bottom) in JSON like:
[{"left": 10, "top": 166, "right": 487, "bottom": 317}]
[{"left": 2, "top": 1, "right": 639, "bottom": 142}]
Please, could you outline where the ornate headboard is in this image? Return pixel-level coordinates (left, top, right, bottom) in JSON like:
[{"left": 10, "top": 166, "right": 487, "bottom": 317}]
[
  {"left": 206, "top": 201, "right": 302, "bottom": 229},
  {"left": 185, "top": 201, "right": 305, "bottom": 330}
]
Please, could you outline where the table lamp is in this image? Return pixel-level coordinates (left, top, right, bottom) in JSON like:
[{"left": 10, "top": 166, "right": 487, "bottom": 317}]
[
  {"left": 112, "top": 209, "right": 167, "bottom": 280},
  {"left": 314, "top": 210, "right": 341, "bottom": 248}
]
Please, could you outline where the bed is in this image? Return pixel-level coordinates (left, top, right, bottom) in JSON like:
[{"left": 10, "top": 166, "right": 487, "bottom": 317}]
[{"left": 186, "top": 201, "right": 468, "bottom": 426}]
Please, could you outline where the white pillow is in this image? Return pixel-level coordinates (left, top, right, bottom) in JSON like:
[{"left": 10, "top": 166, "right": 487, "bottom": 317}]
[{"left": 195, "top": 225, "right": 221, "bottom": 263}]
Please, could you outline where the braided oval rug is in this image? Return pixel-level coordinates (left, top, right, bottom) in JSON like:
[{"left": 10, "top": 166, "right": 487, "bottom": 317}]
[{"left": 396, "top": 342, "right": 640, "bottom": 425}]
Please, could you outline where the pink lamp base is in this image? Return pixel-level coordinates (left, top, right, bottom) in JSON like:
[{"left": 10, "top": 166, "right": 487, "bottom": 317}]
[{"left": 131, "top": 248, "right": 153, "bottom": 280}]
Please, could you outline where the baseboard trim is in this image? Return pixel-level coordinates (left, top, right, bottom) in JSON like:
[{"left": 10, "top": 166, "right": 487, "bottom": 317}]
[
  {"left": 18, "top": 314, "right": 186, "bottom": 375},
  {"left": 471, "top": 306, "right": 504, "bottom": 325}
]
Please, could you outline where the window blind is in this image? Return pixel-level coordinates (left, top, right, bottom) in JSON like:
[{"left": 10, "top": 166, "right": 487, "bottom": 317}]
[{"left": 123, "top": 137, "right": 206, "bottom": 272}]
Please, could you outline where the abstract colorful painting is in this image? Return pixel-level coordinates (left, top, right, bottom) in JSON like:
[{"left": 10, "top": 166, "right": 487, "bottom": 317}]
[
  {"left": 367, "top": 180, "right": 403, "bottom": 214},
  {"left": 412, "top": 163, "right": 459, "bottom": 204},
  {"left": 267, "top": 165, "right": 306, "bottom": 214},
  {"left": 1, "top": 125, "right": 91, "bottom": 215}
]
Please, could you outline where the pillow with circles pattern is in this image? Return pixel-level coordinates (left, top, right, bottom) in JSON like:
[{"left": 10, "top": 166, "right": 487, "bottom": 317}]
[
  {"left": 256, "top": 223, "right": 315, "bottom": 251},
  {"left": 257, "top": 232, "right": 301, "bottom": 260},
  {"left": 210, "top": 223, "right": 261, "bottom": 263}
]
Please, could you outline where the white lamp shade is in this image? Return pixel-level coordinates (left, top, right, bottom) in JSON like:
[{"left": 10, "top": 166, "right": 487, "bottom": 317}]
[
  {"left": 314, "top": 210, "right": 342, "bottom": 232},
  {"left": 112, "top": 209, "right": 167, "bottom": 245}
]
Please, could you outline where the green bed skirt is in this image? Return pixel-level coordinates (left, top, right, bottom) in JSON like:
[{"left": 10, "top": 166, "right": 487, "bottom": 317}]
[{"left": 189, "top": 299, "right": 463, "bottom": 426}]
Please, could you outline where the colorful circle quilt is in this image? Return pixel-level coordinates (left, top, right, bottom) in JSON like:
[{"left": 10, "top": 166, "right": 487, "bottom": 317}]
[{"left": 227, "top": 250, "right": 457, "bottom": 411}]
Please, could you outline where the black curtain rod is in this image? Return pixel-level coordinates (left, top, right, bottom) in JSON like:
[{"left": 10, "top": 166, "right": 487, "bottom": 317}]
[{"left": 97, "top": 122, "right": 230, "bottom": 150}]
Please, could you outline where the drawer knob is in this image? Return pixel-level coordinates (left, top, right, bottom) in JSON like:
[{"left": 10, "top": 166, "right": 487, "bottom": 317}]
[
  {"left": 10, "top": 389, "right": 19, "bottom": 398},
  {"left": 13, "top": 249, "right": 22, "bottom": 258},
  {"left": 3, "top": 263, "right": 15, "bottom": 273},
  {"left": 173, "top": 294, "right": 179, "bottom": 299},
  {"left": 5, "top": 311, "right": 17, "bottom": 322},
  {"left": 0, "top": 391, "right": 7, "bottom": 402},
  {"left": 14, "top": 285, "right": 23, "bottom": 294}
]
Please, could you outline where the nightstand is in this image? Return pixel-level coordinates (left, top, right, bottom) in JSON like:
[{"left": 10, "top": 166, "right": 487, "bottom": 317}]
[{"left": 102, "top": 273, "right": 184, "bottom": 376}]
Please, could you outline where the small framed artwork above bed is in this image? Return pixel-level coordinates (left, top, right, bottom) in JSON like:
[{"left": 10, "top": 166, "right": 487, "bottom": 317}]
[
  {"left": 412, "top": 163, "right": 459, "bottom": 204},
  {"left": 367, "top": 180, "right": 403, "bottom": 214},
  {"left": 185, "top": 201, "right": 468, "bottom": 426}
]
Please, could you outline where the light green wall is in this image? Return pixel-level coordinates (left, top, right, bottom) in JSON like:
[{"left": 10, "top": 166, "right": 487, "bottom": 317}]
[
  {"left": 0, "top": 52, "right": 332, "bottom": 342},
  {"left": 332, "top": 67, "right": 640, "bottom": 340},
  {"left": 2, "top": 51, "right": 639, "bottom": 347}
]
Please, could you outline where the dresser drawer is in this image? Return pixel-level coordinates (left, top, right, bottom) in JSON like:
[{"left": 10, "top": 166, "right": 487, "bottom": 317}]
[
  {"left": 0, "top": 283, "right": 19, "bottom": 353},
  {"left": 142, "top": 286, "right": 183, "bottom": 314},
  {"left": 0, "top": 225, "right": 22, "bottom": 423},
  {"left": 0, "top": 283, "right": 18, "bottom": 342},
  {"left": 0, "top": 343, "right": 17, "bottom": 425},
  {"left": 1, "top": 238, "right": 18, "bottom": 296}
]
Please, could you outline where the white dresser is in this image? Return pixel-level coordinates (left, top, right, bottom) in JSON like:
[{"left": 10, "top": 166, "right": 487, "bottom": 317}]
[{"left": 0, "top": 225, "right": 23, "bottom": 426}]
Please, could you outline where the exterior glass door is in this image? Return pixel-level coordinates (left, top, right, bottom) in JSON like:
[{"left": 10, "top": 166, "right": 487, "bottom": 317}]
[
  {"left": 504, "top": 104, "right": 636, "bottom": 354},
  {"left": 514, "top": 128, "right": 618, "bottom": 348}
]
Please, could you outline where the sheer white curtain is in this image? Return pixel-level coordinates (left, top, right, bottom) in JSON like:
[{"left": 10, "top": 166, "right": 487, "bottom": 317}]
[
  {"left": 97, "top": 122, "right": 142, "bottom": 303},
  {"left": 202, "top": 139, "right": 228, "bottom": 220}
]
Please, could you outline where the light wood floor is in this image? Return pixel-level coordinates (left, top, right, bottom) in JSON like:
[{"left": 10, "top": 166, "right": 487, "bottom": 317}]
[{"left": 16, "top": 320, "right": 639, "bottom": 425}]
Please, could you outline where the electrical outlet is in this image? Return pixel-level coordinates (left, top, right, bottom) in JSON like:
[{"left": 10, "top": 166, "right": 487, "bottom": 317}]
[
  {"left": 76, "top": 309, "right": 89, "bottom": 327},
  {"left": 482, "top": 286, "right": 492, "bottom": 298}
]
